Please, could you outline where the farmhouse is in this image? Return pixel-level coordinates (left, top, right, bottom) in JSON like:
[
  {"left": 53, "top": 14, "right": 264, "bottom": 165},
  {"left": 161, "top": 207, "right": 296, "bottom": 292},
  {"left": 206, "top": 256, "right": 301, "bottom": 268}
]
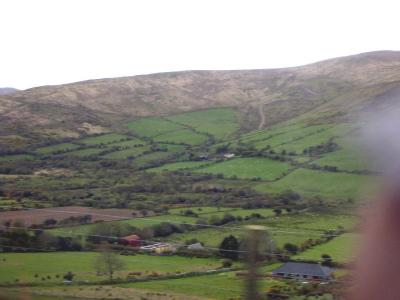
[
  {"left": 187, "top": 242, "right": 204, "bottom": 250},
  {"left": 140, "top": 242, "right": 176, "bottom": 254},
  {"left": 272, "top": 262, "right": 332, "bottom": 281},
  {"left": 120, "top": 234, "right": 141, "bottom": 247},
  {"left": 223, "top": 153, "right": 235, "bottom": 159}
]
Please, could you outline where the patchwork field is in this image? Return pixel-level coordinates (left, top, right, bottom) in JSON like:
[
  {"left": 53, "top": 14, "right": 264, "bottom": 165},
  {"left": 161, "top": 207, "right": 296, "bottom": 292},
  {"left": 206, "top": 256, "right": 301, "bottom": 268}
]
[
  {"left": 255, "top": 168, "right": 369, "bottom": 199},
  {"left": 166, "top": 108, "right": 239, "bottom": 140},
  {"left": 146, "top": 161, "right": 212, "bottom": 173},
  {"left": 0, "top": 252, "right": 223, "bottom": 284},
  {"left": 193, "top": 157, "right": 291, "bottom": 180},
  {"left": 294, "top": 233, "right": 358, "bottom": 263},
  {"left": 123, "top": 269, "right": 286, "bottom": 300},
  {"left": 79, "top": 133, "right": 129, "bottom": 145},
  {"left": 35, "top": 143, "right": 80, "bottom": 155}
]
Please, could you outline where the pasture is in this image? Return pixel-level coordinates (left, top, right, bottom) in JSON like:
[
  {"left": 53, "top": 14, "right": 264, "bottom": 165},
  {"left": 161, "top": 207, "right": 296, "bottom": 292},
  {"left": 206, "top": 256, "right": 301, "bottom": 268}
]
[
  {"left": 0, "top": 154, "right": 35, "bottom": 162},
  {"left": 79, "top": 133, "right": 128, "bottom": 145},
  {"left": 65, "top": 148, "right": 106, "bottom": 157},
  {"left": 0, "top": 252, "right": 223, "bottom": 284},
  {"left": 124, "top": 270, "right": 286, "bottom": 300},
  {"left": 166, "top": 108, "right": 239, "bottom": 139},
  {"left": 146, "top": 161, "right": 212, "bottom": 173},
  {"left": 153, "top": 129, "right": 208, "bottom": 145},
  {"left": 127, "top": 118, "right": 183, "bottom": 137},
  {"left": 35, "top": 143, "right": 80, "bottom": 155},
  {"left": 294, "top": 233, "right": 358, "bottom": 263},
  {"left": 193, "top": 157, "right": 291, "bottom": 180},
  {"left": 102, "top": 146, "right": 150, "bottom": 159},
  {"left": 255, "top": 168, "right": 369, "bottom": 199}
]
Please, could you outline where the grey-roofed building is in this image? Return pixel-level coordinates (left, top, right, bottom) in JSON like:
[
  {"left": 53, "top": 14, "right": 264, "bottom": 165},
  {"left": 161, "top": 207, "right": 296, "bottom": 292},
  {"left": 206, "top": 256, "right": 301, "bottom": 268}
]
[{"left": 272, "top": 262, "right": 332, "bottom": 281}]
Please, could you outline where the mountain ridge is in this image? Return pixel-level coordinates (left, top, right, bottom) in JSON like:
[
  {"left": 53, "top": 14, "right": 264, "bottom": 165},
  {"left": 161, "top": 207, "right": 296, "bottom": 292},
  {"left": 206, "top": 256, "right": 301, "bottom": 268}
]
[{"left": 1, "top": 51, "right": 400, "bottom": 149}]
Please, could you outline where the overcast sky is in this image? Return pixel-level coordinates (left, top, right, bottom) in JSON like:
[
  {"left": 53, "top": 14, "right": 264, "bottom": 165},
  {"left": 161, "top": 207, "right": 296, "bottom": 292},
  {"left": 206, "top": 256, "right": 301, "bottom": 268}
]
[{"left": 1, "top": 0, "right": 399, "bottom": 89}]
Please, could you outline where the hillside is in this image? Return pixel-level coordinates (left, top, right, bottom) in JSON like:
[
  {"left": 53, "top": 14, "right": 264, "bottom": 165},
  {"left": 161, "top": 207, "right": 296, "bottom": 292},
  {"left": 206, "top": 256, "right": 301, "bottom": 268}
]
[
  {"left": 0, "top": 87, "right": 18, "bottom": 95},
  {"left": 1, "top": 51, "right": 398, "bottom": 300},
  {"left": 2, "top": 51, "right": 400, "bottom": 150}
]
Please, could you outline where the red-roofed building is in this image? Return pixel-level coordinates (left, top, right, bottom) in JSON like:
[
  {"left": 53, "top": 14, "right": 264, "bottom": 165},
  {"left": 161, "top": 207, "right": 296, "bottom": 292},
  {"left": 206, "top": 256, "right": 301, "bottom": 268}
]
[{"left": 120, "top": 234, "right": 141, "bottom": 247}]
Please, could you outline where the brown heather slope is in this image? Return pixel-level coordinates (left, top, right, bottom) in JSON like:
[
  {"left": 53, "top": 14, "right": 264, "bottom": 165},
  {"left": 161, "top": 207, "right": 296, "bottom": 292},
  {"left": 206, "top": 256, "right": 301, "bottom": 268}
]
[{"left": 1, "top": 51, "right": 400, "bottom": 148}]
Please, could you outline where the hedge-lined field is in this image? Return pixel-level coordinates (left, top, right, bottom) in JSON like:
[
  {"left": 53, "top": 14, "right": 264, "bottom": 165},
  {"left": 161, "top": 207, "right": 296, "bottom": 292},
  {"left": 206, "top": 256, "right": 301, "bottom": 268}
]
[{"left": 193, "top": 157, "right": 291, "bottom": 180}]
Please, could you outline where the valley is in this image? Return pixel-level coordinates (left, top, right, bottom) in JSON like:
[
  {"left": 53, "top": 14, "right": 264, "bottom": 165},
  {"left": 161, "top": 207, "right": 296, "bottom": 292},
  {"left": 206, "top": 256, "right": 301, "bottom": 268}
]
[{"left": 0, "top": 51, "right": 398, "bottom": 299}]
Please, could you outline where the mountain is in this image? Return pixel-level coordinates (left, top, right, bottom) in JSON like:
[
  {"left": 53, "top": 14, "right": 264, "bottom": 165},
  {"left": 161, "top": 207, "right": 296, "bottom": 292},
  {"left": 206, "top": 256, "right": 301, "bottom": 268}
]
[
  {"left": 0, "top": 87, "right": 18, "bottom": 95},
  {"left": 1, "top": 51, "right": 400, "bottom": 148}
]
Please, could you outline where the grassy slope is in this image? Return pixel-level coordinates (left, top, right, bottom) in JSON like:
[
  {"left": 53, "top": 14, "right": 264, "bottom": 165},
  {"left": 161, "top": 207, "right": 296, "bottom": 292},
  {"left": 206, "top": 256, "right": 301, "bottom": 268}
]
[
  {"left": 255, "top": 168, "right": 369, "bottom": 199},
  {"left": 193, "top": 157, "right": 291, "bottom": 180},
  {"left": 166, "top": 108, "right": 239, "bottom": 140},
  {"left": 0, "top": 252, "right": 222, "bottom": 284},
  {"left": 294, "top": 233, "right": 358, "bottom": 263}
]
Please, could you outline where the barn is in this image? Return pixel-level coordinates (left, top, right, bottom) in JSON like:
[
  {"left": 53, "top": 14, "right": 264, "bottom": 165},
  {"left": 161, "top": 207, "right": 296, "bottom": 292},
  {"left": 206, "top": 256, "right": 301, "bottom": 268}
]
[
  {"left": 272, "top": 262, "right": 332, "bottom": 281},
  {"left": 120, "top": 234, "right": 141, "bottom": 247}
]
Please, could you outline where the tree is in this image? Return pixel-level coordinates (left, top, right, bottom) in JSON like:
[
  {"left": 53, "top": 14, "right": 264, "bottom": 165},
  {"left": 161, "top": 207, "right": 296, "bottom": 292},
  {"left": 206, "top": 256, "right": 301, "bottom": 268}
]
[
  {"left": 94, "top": 247, "right": 125, "bottom": 280},
  {"left": 219, "top": 235, "right": 239, "bottom": 260},
  {"left": 63, "top": 271, "right": 74, "bottom": 281},
  {"left": 283, "top": 243, "right": 299, "bottom": 254},
  {"left": 273, "top": 208, "right": 282, "bottom": 216}
]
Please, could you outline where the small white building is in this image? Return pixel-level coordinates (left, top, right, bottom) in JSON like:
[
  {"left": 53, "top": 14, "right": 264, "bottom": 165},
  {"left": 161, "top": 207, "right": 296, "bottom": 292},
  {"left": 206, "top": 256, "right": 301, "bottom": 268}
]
[
  {"left": 223, "top": 153, "right": 235, "bottom": 159},
  {"left": 187, "top": 242, "right": 204, "bottom": 250}
]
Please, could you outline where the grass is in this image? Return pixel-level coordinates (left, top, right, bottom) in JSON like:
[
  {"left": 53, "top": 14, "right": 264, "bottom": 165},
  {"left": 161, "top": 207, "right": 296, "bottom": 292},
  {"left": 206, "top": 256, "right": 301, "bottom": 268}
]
[
  {"left": 193, "top": 157, "right": 291, "bottom": 180},
  {"left": 166, "top": 108, "right": 239, "bottom": 139},
  {"left": 0, "top": 252, "right": 222, "bottom": 284},
  {"left": 146, "top": 161, "right": 212, "bottom": 173},
  {"left": 107, "top": 138, "right": 146, "bottom": 148},
  {"left": 35, "top": 143, "right": 80, "bottom": 154},
  {"left": 49, "top": 215, "right": 198, "bottom": 237},
  {"left": 127, "top": 118, "right": 183, "bottom": 137},
  {"left": 314, "top": 147, "right": 369, "bottom": 171},
  {"left": 0, "top": 154, "right": 35, "bottom": 162},
  {"left": 80, "top": 133, "right": 129, "bottom": 145},
  {"left": 102, "top": 146, "right": 150, "bottom": 159},
  {"left": 123, "top": 269, "right": 286, "bottom": 299},
  {"left": 153, "top": 129, "right": 208, "bottom": 145},
  {"left": 255, "top": 168, "right": 369, "bottom": 199},
  {"left": 273, "top": 124, "right": 351, "bottom": 154},
  {"left": 252, "top": 125, "right": 332, "bottom": 150},
  {"left": 132, "top": 151, "right": 177, "bottom": 167},
  {"left": 294, "top": 233, "right": 357, "bottom": 263},
  {"left": 168, "top": 206, "right": 234, "bottom": 215},
  {"left": 64, "top": 148, "right": 106, "bottom": 157}
]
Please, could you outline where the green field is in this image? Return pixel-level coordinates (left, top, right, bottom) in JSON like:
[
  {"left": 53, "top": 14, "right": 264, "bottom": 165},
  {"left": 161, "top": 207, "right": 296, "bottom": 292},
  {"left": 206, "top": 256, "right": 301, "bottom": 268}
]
[
  {"left": 294, "top": 233, "right": 357, "bottom": 263},
  {"left": 35, "top": 143, "right": 80, "bottom": 154},
  {"left": 108, "top": 138, "right": 146, "bottom": 148},
  {"left": 255, "top": 168, "right": 369, "bottom": 199},
  {"left": 80, "top": 133, "right": 129, "bottom": 145},
  {"left": 314, "top": 148, "right": 368, "bottom": 171},
  {"left": 123, "top": 269, "right": 285, "bottom": 299},
  {"left": 0, "top": 252, "right": 222, "bottom": 284},
  {"left": 64, "top": 148, "right": 106, "bottom": 157},
  {"left": 49, "top": 215, "right": 198, "bottom": 237},
  {"left": 193, "top": 157, "right": 291, "bottom": 180},
  {"left": 168, "top": 206, "right": 234, "bottom": 215},
  {"left": 166, "top": 108, "right": 239, "bottom": 139},
  {"left": 146, "top": 161, "right": 212, "bottom": 173},
  {"left": 102, "top": 146, "right": 150, "bottom": 159},
  {"left": 127, "top": 118, "right": 183, "bottom": 137},
  {"left": 153, "top": 129, "right": 208, "bottom": 145},
  {"left": 132, "top": 151, "right": 175, "bottom": 167},
  {"left": 0, "top": 154, "right": 35, "bottom": 162}
]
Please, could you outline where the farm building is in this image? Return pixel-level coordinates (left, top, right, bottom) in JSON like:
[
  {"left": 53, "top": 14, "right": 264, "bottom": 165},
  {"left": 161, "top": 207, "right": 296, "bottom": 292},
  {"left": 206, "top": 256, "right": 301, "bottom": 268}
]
[
  {"left": 272, "top": 262, "right": 332, "bottom": 281},
  {"left": 140, "top": 243, "right": 176, "bottom": 254},
  {"left": 223, "top": 153, "right": 235, "bottom": 159},
  {"left": 120, "top": 234, "right": 141, "bottom": 247},
  {"left": 187, "top": 242, "right": 204, "bottom": 250}
]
